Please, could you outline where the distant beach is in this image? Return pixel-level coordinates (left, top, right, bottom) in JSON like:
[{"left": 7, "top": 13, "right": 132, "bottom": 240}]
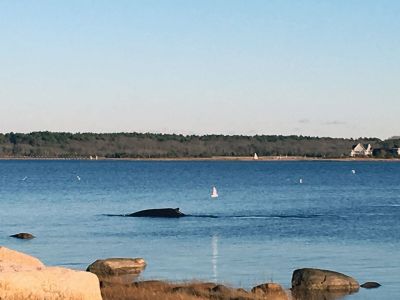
[{"left": 1, "top": 155, "right": 399, "bottom": 162}]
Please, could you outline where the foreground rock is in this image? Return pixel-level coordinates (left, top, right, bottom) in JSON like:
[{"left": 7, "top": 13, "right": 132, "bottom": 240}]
[
  {"left": 292, "top": 268, "right": 359, "bottom": 292},
  {"left": 0, "top": 246, "right": 44, "bottom": 272},
  {"left": 87, "top": 258, "right": 146, "bottom": 284},
  {"left": 126, "top": 208, "right": 186, "bottom": 218},
  {"left": 0, "top": 246, "right": 102, "bottom": 300},
  {"left": 361, "top": 281, "right": 381, "bottom": 289},
  {"left": 9, "top": 232, "right": 35, "bottom": 239},
  {"left": 251, "top": 282, "right": 289, "bottom": 300}
]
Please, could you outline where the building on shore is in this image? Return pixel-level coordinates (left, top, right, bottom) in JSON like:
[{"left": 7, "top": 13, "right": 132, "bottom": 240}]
[{"left": 350, "top": 143, "right": 372, "bottom": 157}]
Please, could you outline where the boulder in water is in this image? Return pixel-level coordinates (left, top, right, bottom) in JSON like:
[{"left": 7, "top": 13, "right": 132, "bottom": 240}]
[
  {"left": 126, "top": 208, "right": 185, "bottom": 218},
  {"left": 87, "top": 258, "right": 146, "bottom": 280},
  {"left": 292, "top": 268, "right": 359, "bottom": 292},
  {"left": 10, "top": 232, "right": 35, "bottom": 239}
]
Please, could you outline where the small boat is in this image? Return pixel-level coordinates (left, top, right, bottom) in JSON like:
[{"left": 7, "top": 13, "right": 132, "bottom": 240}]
[
  {"left": 211, "top": 186, "right": 218, "bottom": 198},
  {"left": 253, "top": 153, "right": 259, "bottom": 160}
]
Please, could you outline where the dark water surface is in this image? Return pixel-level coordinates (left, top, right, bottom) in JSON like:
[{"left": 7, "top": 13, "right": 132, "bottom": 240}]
[{"left": 0, "top": 160, "right": 399, "bottom": 299}]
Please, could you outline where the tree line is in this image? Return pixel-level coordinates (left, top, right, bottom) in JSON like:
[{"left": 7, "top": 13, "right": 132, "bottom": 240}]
[{"left": 0, "top": 131, "right": 397, "bottom": 159}]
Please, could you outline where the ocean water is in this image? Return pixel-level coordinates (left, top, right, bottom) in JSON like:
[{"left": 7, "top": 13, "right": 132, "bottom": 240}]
[{"left": 0, "top": 160, "right": 399, "bottom": 299}]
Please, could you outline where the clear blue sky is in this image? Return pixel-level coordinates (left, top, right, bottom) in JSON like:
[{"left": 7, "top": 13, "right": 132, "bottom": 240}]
[{"left": 0, "top": 0, "right": 399, "bottom": 138}]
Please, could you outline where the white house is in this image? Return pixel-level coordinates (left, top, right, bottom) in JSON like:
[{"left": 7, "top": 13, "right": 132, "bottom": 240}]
[{"left": 350, "top": 143, "right": 372, "bottom": 157}]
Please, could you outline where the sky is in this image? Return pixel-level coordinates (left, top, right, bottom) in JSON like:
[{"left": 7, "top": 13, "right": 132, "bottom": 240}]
[{"left": 0, "top": 0, "right": 399, "bottom": 138}]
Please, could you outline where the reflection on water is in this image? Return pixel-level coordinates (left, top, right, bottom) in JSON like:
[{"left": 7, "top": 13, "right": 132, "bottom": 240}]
[
  {"left": 291, "top": 289, "right": 359, "bottom": 300},
  {"left": 211, "top": 234, "right": 218, "bottom": 282}
]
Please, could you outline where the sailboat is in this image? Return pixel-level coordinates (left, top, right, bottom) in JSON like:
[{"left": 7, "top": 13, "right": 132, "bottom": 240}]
[
  {"left": 211, "top": 186, "right": 218, "bottom": 198},
  {"left": 253, "top": 153, "right": 259, "bottom": 160}
]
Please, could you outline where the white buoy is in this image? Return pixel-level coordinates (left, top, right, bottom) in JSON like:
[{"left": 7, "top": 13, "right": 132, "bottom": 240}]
[
  {"left": 211, "top": 186, "right": 218, "bottom": 198},
  {"left": 299, "top": 178, "right": 303, "bottom": 184}
]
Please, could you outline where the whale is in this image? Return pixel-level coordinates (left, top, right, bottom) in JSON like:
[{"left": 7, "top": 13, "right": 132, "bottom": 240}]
[{"left": 126, "top": 208, "right": 185, "bottom": 218}]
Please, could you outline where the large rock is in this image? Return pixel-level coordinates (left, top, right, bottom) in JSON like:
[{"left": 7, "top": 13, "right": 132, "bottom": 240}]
[
  {"left": 292, "top": 268, "right": 359, "bottom": 292},
  {"left": 87, "top": 258, "right": 146, "bottom": 276},
  {"left": 126, "top": 208, "right": 185, "bottom": 218},
  {"left": 87, "top": 257, "right": 146, "bottom": 284},
  {"left": 0, "top": 246, "right": 102, "bottom": 300},
  {"left": 0, "top": 246, "right": 44, "bottom": 272},
  {"left": 0, "top": 267, "right": 102, "bottom": 300}
]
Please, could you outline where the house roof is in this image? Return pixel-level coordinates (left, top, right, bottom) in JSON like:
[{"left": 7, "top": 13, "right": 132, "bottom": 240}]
[{"left": 352, "top": 143, "right": 372, "bottom": 150}]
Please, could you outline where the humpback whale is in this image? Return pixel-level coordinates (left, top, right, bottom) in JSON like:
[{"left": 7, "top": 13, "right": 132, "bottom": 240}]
[{"left": 126, "top": 208, "right": 185, "bottom": 218}]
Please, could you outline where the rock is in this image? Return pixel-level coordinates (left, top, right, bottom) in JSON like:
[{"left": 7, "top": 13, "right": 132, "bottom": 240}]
[
  {"left": 10, "top": 232, "right": 35, "bottom": 239},
  {"left": 87, "top": 257, "right": 146, "bottom": 283},
  {"left": 0, "top": 267, "right": 102, "bottom": 300},
  {"left": 292, "top": 268, "right": 359, "bottom": 292},
  {"left": 361, "top": 281, "right": 381, "bottom": 289},
  {"left": 251, "top": 282, "right": 288, "bottom": 300},
  {"left": 126, "top": 208, "right": 186, "bottom": 218},
  {"left": 0, "top": 246, "right": 102, "bottom": 300},
  {"left": 0, "top": 246, "right": 44, "bottom": 272}
]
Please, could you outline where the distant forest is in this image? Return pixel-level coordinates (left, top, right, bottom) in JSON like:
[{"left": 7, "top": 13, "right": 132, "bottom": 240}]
[{"left": 0, "top": 131, "right": 399, "bottom": 159}]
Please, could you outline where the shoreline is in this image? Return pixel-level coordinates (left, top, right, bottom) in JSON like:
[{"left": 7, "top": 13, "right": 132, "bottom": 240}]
[{"left": 0, "top": 156, "right": 400, "bottom": 162}]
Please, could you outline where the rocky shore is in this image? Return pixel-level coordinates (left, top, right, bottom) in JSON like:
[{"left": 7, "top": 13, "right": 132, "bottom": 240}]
[{"left": 0, "top": 246, "right": 380, "bottom": 300}]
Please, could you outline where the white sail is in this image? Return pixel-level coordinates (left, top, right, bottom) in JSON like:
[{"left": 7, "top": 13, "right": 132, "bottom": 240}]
[
  {"left": 211, "top": 186, "right": 218, "bottom": 198},
  {"left": 253, "top": 153, "right": 259, "bottom": 160}
]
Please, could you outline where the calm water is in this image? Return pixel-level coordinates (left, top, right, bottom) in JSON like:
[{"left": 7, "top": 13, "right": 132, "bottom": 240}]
[{"left": 0, "top": 160, "right": 399, "bottom": 299}]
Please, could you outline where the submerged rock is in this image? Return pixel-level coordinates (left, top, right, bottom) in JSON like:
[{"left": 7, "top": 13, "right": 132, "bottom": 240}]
[
  {"left": 361, "top": 282, "right": 381, "bottom": 289},
  {"left": 10, "top": 232, "right": 35, "bottom": 239},
  {"left": 291, "top": 268, "right": 359, "bottom": 292},
  {"left": 126, "top": 208, "right": 185, "bottom": 218}
]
